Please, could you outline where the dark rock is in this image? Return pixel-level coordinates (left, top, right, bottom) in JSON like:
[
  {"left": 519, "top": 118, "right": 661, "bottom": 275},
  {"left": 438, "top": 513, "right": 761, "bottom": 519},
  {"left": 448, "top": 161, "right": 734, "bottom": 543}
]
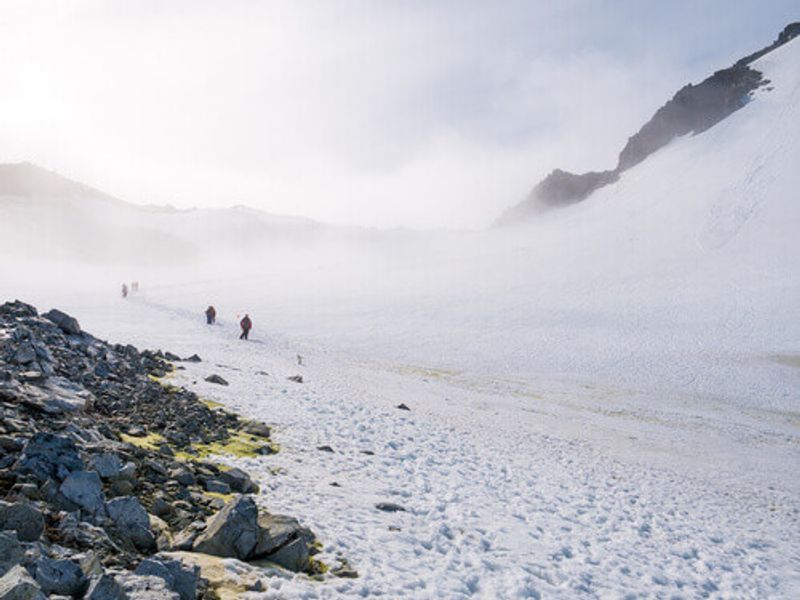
[
  {"left": 203, "top": 479, "right": 231, "bottom": 495},
  {"left": 15, "top": 433, "right": 84, "bottom": 482},
  {"left": 183, "top": 355, "right": 201, "bottom": 363},
  {"left": 375, "top": 502, "right": 406, "bottom": 513},
  {"left": 42, "top": 309, "right": 81, "bottom": 335},
  {"left": 135, "top": 557, "right": 201, "bottom": 600},
  {"left": 0, "top": 532, "right": 24, "bottom": 577},
  {"left": 88, "top": 453, "right": 123, "bottom": 480},
  {"left": 33, "top": 558, "right": 88, "bottom": 597},
  {"left": 360, "top": 450, "right": 375, "bottom": 455},
  {"left": 163, "top": 352, "right": 181, "bottom": 362},
  {"left": 316, "top": 445, "right": 334, "bottom": 453},
  {"left": 106, "top": 497, "right": 155, "bottom": 553},
  {"left": 253, "top": 513, "right": 314, "bottom": 561},
  {"left": 12, "top": 344, "right": 36, "bottom": 365},
  {"left": 203, "top": 375, "right": 228, "bottom": 386},
  {"left": 59, "top": 471, "right": 107, "bottom": 517},
  {"left": 114, "top": 573, "right": 180, "bottom": 599},
  {"left": 85, "top": 573, "right": 124, "bottom": 600},
  {"left": 0, "top": 501, "right": 44, "bottom": 542},
  {"left": 264, "top": 537, "right": 310, "bottom": 572},
  {"left": 240, "top": 421, "right": 271, "bottom": 438},
  {"left": 0, "top": 564, "right": 45, "bottom": 600},
  {"left": 192, "top": 496, "right": 259, "bottom": 560},
  {"left": 396, "top": 403, "right": 411, "bottom": 411},
  {"left": 217, "top": 467, "right": 258, "bottom": 494},
  {"left": 287, "top": 375, "right": 303, "bottom": 383}
]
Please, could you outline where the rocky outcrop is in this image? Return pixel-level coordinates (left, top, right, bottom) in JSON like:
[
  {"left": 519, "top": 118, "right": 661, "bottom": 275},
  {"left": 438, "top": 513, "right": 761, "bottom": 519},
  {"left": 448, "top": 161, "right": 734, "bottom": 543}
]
[
  {"left": 498, "top": 22, "right": 800, "bottom": 223},
  {"left": 0, "top": 299, "right": 336, "bottom": 598}
]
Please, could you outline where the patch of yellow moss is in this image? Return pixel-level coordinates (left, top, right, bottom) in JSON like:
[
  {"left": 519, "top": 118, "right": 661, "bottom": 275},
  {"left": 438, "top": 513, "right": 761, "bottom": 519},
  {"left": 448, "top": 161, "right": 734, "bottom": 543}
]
[
  {"left": 191, "top": 430, "right": 277, "bottom": 459},
  {"left": 120, "top": 432, "right": 166, "bottom": 452},
  {"left": 395, "top": 364, "right": 460, "bottom": 380},
  {"left": 203, "top": 491, "right": 235, "bottom": 503},
  {"left": 200, "top": 398, "right": 225, "bottom": 410}
]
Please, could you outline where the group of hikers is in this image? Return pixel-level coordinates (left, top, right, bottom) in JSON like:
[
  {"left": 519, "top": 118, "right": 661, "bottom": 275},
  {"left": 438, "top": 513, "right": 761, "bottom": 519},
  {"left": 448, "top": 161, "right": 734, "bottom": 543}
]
[
  {"left": 205, "top": 305, "right": 252, "bottom": 340},
  {"left": 120, "top": 281, "right": 140, "bottom": 299},
  {"left": 119, "top": 284, "right": 252, "bottom": 341}
]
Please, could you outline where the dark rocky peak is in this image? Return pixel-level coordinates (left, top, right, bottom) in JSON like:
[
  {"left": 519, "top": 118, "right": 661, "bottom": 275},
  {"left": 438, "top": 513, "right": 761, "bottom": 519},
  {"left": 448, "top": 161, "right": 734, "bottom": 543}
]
[
  {"left": 616, "top": 63, "right": 763, "bottom": 171},
  {"left": 497, "top": 22, "right": 799, "bottom": 224}
]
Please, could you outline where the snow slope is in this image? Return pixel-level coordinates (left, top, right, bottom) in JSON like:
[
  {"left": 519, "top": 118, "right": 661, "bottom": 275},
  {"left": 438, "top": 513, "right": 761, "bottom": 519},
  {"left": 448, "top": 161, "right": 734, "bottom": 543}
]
[{"left": 1, "top": 31, "right": 799, "bottom": 600}]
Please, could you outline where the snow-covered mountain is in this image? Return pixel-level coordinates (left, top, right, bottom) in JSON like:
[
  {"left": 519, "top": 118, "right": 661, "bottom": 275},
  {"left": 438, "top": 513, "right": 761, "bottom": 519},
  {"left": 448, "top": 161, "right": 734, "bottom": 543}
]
[
  {"left": 0, "top": 162, "right": 334, "bottom": 265},
  {"left": 499, "top": 22, "right": 800, "bottom": 221}
]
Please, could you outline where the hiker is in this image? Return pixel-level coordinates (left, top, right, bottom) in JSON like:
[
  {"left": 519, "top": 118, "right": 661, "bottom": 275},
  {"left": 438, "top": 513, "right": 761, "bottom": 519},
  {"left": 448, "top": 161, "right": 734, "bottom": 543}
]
[
  {"left": 205, "top": 305, "right": 216, "bottom": 325},
  {"left": 121, "top": 283, "right": 128, "bottom": 299},
  {"left": 132, "top": 281, "right": 139, "bottom": 293},
  {"left": 239, "top": 314, "right": 252, "bottom": 340}
]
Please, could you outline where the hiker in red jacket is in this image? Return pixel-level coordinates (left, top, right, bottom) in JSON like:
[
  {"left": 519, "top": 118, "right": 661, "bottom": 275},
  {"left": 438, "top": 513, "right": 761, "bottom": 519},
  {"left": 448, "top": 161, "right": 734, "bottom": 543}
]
[
  {"left": 205, "top": 305, "right": 216, "bottom": 325},
  {"left": 239, "top": 314, "right": 252, "bottom": 340}
]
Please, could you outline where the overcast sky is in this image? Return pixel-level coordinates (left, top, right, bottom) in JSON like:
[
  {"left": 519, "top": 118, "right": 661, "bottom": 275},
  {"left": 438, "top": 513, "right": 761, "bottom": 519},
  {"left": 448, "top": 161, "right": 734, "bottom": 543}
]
[{"left": 0, "top": 1, "right": 796, "bottom": 228}]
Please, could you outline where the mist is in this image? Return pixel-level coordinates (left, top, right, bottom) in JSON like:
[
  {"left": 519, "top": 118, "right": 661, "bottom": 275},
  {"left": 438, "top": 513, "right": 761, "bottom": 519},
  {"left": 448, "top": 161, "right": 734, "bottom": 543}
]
[{"left": 2, "top": 0, "right": 796, "bottom": 228}]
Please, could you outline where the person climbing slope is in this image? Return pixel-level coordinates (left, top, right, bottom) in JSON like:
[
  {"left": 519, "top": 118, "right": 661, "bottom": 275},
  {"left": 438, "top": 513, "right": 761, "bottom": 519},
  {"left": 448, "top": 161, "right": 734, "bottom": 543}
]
[
  {"left": 239, "top": 314, "right": 252, "bottom": 340},
  {"left": 205, "top": 305, "right": 216, "bottom": 325},
  {"left": 121, "top": 283, "right": 128, "bottom": 299}
]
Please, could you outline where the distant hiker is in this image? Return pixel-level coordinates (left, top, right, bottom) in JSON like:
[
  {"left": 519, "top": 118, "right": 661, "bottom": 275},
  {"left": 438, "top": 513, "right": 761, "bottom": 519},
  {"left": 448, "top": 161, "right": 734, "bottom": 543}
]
[
  {"left": 239, "top": 314, "right": 252, "bottom": 340},
  {"left": 121, "top": 283, "right": 128, "bottom": 299},
  {"left": 205, "top": 305, "right": 217, "bottom": 325},
  {"left": 132, "top": 281, "right": 139, "bottom": 293}
]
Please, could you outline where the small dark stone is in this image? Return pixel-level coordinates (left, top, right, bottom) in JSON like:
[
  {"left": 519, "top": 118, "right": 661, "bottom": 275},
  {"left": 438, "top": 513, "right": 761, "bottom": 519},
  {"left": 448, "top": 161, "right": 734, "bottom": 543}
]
[
  {"left": 316, "top": 445, "right": 334, "bottom": 453},
  {"left": 375, "top": 502, "right": 406, "bottom": 513},
  {"left": 287, "top": 375, "right": 303, "bottom": 383},
  {"left": 183, "top": 354, "right": 202, "bottom": 363},
  {"left": 396, "top": 403, "right": 411, "bottom": 411},
  {"left": 204, "top": 374, "right": 228, "bottom": 386}
]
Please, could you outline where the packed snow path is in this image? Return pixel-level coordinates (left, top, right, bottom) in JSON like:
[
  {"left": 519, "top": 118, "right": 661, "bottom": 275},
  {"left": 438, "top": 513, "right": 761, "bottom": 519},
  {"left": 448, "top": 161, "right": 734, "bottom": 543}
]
[{"left": 69, "top": 298, "right": 798, "bottom": 599}]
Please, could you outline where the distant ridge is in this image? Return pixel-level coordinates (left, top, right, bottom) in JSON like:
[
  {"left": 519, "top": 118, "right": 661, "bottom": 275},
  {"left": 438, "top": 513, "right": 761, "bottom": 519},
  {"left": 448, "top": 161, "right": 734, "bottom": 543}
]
[
  {"left": 0, "top": 161, "right": 126, "bottom": 206},
  {"left": 497, "top": 22, "right": 800, "bottom": 225}
]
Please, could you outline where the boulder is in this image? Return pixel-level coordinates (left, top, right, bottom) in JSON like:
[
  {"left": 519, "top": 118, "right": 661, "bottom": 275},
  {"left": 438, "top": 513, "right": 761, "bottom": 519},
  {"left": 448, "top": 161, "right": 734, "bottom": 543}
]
[
  {"left": 375, "top": 502, "right": 406, "bottom": 512},
  {"left": 114, "top": 573, "right": 180, "bottom": 600},
  {"left": 106, "top": 497, "right": 156, "bottom": 553},
  {"left": 88, "top": 453, "right": 123, "bottom": 480},
  {"left": 0, "top": 564, "right": 45, "bottom": 600},
  {"left": 192, "top": 496, "right": 258, "bottom": 560},
  {"left": 253, "top": 513, "right": 314, "bottom": 560},
  {"left": 240, "top": 421, "right": 270, "bottom": 438},
  {"left": 42, "top": 309, "right": 81, "bottom": 335},
  {"left": 264, "top": 537, "right": 310, "bottom": 572},
  {"left": 12, "top": 343, "right": 36, "bottom": 365},
  {"left": 183, "top": 354, "right": 202, "bottom": 363},
  {"left": 14, "top": 433, "right": 84, "bottom": 482},
  {"left": 59, "top": 471, "right": 107, "bottom": 517},
  {"left": 217, "top": 467, "right": 258, "bottom": 494},
  {"left": 203, "top": 480, "right": 231, "bottom": 495},
  {"left": 0, "top": 501, "right": 44, "bottom": 542},
  {"left": 33, "top": 558, "right": 88, "bottom": 597},
  {"left": 203, "top": 374, "right": 228, "bottom": 386},
  {"left": 0, "top": 532, "right": 24, "bottom": 577},
  {"left": 85, "top": 573, "right": 124, "bottom": 600},
  {"left": 135, "top": 557, "right": 202, "bottom": 600}
]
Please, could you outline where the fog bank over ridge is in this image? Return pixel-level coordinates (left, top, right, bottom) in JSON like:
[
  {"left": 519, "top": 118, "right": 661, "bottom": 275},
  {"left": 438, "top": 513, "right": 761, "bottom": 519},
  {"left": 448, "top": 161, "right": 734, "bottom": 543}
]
[{"left": 1, "top": 1, "right": 798, "bottom": 228}]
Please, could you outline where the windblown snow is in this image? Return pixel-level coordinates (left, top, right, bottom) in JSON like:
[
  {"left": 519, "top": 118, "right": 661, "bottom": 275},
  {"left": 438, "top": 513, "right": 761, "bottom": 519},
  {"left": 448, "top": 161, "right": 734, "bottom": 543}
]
[{"left": 2, "top": 36, "right": 799, "bottom": 600}]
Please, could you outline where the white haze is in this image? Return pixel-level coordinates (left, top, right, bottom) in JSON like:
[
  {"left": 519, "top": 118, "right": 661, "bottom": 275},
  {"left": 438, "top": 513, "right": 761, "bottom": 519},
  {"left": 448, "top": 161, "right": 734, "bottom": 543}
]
[{"left": 1, "top": 0, "right": 797, "bottom": 228}]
